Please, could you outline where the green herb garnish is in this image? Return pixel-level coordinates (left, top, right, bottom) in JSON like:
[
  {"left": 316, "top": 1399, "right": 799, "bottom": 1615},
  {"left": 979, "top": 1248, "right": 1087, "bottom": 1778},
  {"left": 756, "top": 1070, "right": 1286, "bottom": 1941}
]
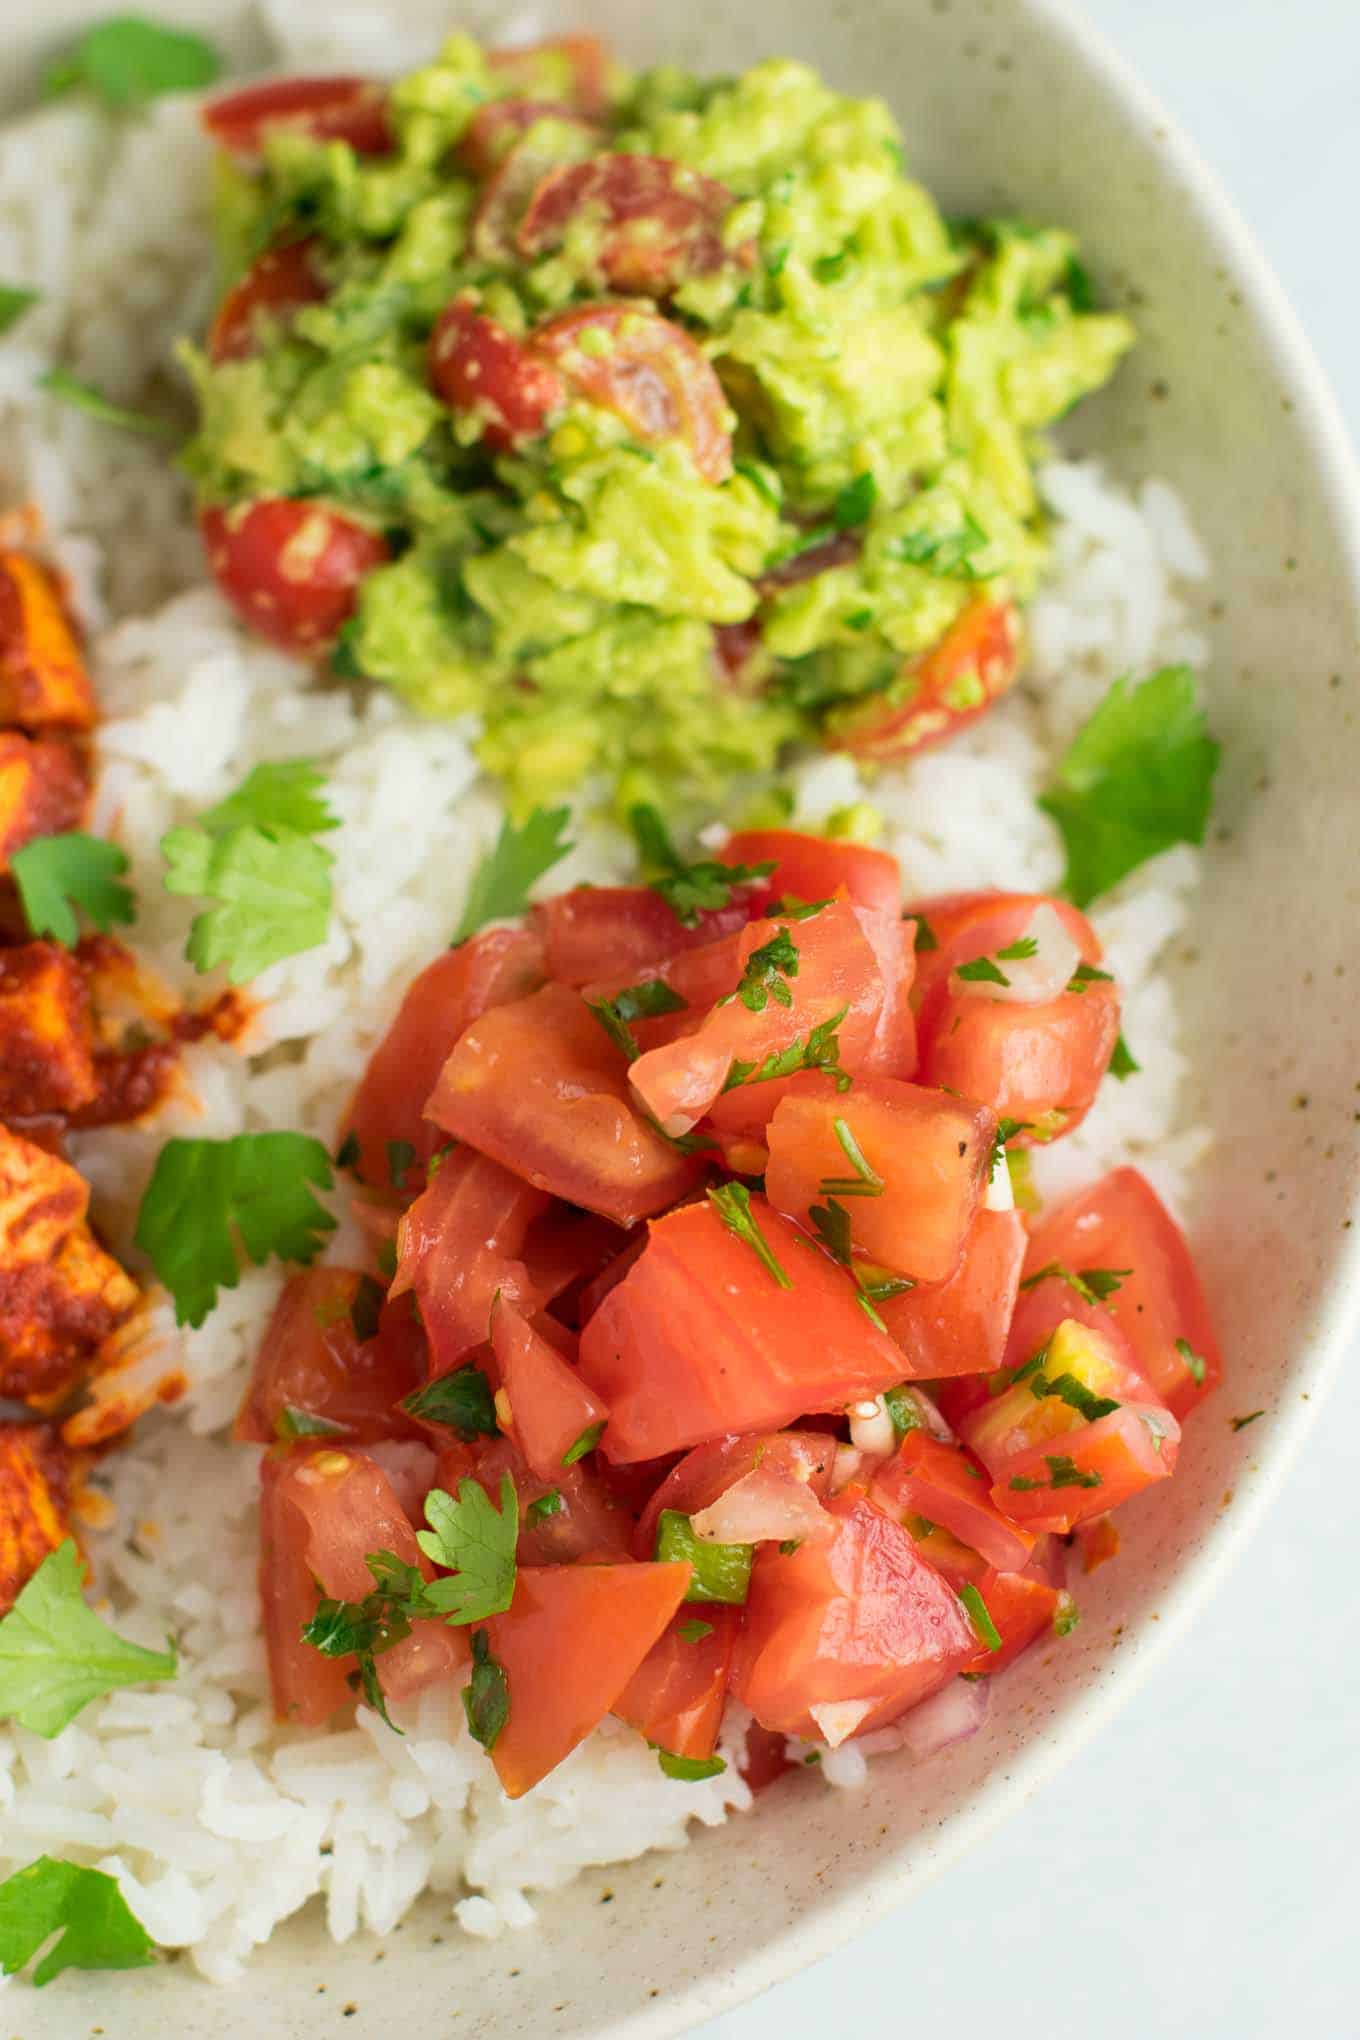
[
  {"left": 958, "top": 1583, "right": 1002, "bottom": 1653},
  {"left": 10, "top": 832, "right": 135, "bottom": 947},
  {"left": 44, "top": 15, "right": 221, "bottom": 107},
  {"left": 629, "top": 803, "right": 773, "bottom": 928},
  {"left": 587, "top": 977, "right": 686, "bottom": 1060},
  {"left": 0, "top": 1857, "right": 156, "bottom": 1986},
  {"left": 463, "top": 1629, "right": 510, "bottom": 1751},
  {"left": 454, "top": 805, "right": 572, "bottom": 941},
  {"left": 0, "top": 1542, "right": 176, "bottom": 1738}
]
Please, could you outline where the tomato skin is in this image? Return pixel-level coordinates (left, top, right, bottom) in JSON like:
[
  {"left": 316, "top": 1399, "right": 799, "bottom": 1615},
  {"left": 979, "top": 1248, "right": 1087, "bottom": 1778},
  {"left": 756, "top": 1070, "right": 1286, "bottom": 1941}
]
[
  {"left": 482, "top": 1560, "right": 693, "bottom": 1797},
  {"left": 989, "top": 1403, "right": 1181, "bottom": 1534},
  {"left": 871, "top": 1432, "right": 1034, "bottom": 1574},
  {"left": 339, "top": 925, "right": 546, "bottom": 1190},
  {"left": 393, "top": 1147, "right": 551, "bottom": 1369},
  {"left": 877, "top": 1208, "right": 1026, "bottom": 1379},
  {"left": 489, "top": 1295, "right": 609, "bottom": 1482},
  {"left": 200, "top": 500, "right": 388, "bottom": 657},
  {"left": 532, "top": 883, "right": 753, "bottom": 988},
  {"left": 427, "top": 981, "right": 701, "bottom": 1227},
  {"left": 827, "top": 598, "right": 1021, "bottom": 761},
  {"left": 428, "top": 299, "right": 565, "bottom": 451},
  {"left": 258, "top": 1450, "right": 355, "bottom": 1727},
  {"left": 961, "top": 1568, "right": 1059, "bottom": 1676},
  {"left": 765, "top": 1078, "right": 995, "bottom": 1284},
  {"left": 919, "top": 977, "right": 1119, "bottom": 1140},
  {"left": 720, "top": 830, "right": 902, "bottom": 919},
  {"left": 202, "top": 77, "right": 392, "bottom": 157},
  {"left": 487, "top": 35, "right": 612, "bottom": 118},
  {"left": 234, "top": 1267, "right": 423, "bottom": 1445},
  {"left": 578, "top": 1197, "right": 907, "bottom": 1464},
  {"left": 632, "top": 1429, "right": 838, "bottom": 1562},
  {"left": 534, "top": 305, "right": 735, "bottom": 484},
  {"left": 614, "top": 1604, "right": 739, "bottom": 1761},
  {"left": 1022, "top": 1167, "right": 1223, "bottom": 1418},
  {"left": 518, "top": 155, "right": 746, "bottom": 298},
  {"left": 208, "top": 238, "right": 327, "bottom": 363},
  {"left": 734, "top": 1491, "right": 977, "bottom": 1743},
  {"left": 471, "top": 118, "right": 599, "bottom": 263}
]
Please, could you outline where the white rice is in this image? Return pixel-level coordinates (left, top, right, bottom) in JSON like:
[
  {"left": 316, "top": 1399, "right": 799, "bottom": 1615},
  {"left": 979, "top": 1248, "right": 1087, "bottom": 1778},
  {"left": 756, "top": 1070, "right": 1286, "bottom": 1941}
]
[{"left": 0, "top": 28, "right": 1213, "bottom": 1983}]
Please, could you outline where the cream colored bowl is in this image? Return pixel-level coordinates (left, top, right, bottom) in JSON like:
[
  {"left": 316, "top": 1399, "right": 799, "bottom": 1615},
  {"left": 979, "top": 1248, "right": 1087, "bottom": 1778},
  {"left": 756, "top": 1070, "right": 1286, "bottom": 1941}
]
[{"left": 6, "top": 2, "right": 1360, "bottom": 2033}]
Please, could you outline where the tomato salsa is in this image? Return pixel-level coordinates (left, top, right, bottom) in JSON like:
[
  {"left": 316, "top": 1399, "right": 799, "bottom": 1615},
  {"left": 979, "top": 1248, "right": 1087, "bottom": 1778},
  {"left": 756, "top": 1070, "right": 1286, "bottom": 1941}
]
[{"left": 246, "top": 825, "right": 1220, "bottom": 1796}]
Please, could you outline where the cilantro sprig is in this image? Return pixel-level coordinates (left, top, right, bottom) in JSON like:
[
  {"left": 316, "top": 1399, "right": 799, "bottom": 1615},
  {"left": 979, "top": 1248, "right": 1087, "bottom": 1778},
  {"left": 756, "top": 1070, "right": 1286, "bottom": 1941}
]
[
  {"left": 1019, "top": 1262, "right": 1130, "bottom": 1307},
  {"left": 722, "top": 1008, "right": 851, "bottom": 1093},
  {"left": 708, "top": 1183, "right": 790, "bottom": 1290},
  {"left": 804, "top": 1196, "right": 911, "bottom": 1330},
  {"left": 134, "top": 1131, "right": 337, "bottom": 1327},
  {"left": 0, "top": 1542, "right": 176, "bottom": 1738},
  {"left": 38, "top": 368, "right": 175, "bottom": 438},
  {"left": 587, "top": 977, "right": 686, "bottom": 1061},
  {"left": 454, "top": 805, "right": 572, "bottom": 942},
  {"left": 818, "top": 1115, "right": 884, "bottom": 1198},
  {"left": 44, "top": 16, "right": 221, "bottom": 107},
  {"left": 11, "top": 832, "right": 135, "bottom": 948},
  {"left": 722, "top": 927, "right": 799, "bottom": 1013},
  {"left": 629, "top": 804, "right": 773, "bottom": 928},
  {"left": 1040, "top": 666, "right": 1220, "bottom": 906},
  {"left": 0, "top": 1857, "right": 155, "bottom": 1987},
  {"left": 0, "top": 285, "right": 40, "bottom": 334}
]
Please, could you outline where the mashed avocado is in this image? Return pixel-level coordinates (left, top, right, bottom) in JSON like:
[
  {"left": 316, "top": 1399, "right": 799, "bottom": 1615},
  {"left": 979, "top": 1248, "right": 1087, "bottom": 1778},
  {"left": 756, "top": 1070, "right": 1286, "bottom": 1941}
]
[{"left": 186, "top": 36, "right": 1133, "bottom": 814}]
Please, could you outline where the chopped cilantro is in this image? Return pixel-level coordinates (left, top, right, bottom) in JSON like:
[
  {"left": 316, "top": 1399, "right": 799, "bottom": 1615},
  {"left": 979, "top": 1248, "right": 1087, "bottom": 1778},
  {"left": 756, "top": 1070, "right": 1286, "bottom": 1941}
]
[
  {"left": 958, "top": 1583, "right": 1002, "bottom": 1653},
  {"left": 708, "top": 1183, "right": 791, "bottom": 1289},
  {"left": 723, "top": 927, "right": 799, "bottom": 1012},
  {"left": 462, "top": 1629, "right": 510, "bottom": 1751},
  {"left": 37, "top": 368, "right": 174, "bottom": 437},
  {"left": 912, "top": 915, "right": 939, "bottom": 952},
  {"left": 778, "top": 1538, "right": 801, "bottom": 1556},
  {"left": 454, "top": 805, "right": 572, "bottom": 941},
  {"left": 44, "top": 15, "right": 220, "bottom": 106},
  {"left": 805, "top": 1195, "right": 892, "bottom": 1331},
  {"left": 415, "top": 1475, "right": 520, "bottom": 1623},
  {"left": 11, "top": 831, "right": 135, "bottom": 948},
  {"left": 1065, "top": 253, "right": 1097, "bottom": 312},
  {"left": 995, "top": 935, "right": 1038, "bottom": 961},
  {"left": 817, "top": 1115, "right": 885, "bottom": 1198},
  {"left": 1231, "top": 1410, "right": 1265, "bottom": 1432},
  {"left": 677, "top": 1619, "right": 714, "bottom": 1643},
  {"left": 654, "top": 1746, "right": 726, "bottom": 1781},
  {"left": 1109, "top": 1032, "right": 1141, "bottom": 1080},
  {"left": 1039, "top": 666, "right": 1220, "bottom": 906},
  {"left": 134, "top": 1131, "right": 336, "bottom": 1327},
  {"left": 402, "top": 1364, "right": 498, "bottom": 1439},
  {"left": 0, "top": 284, "right": 40, "bottom": 334},
  {"left": 723, "top": 1008, "right": 851, "bottom": 1093},
  {"left": 1080, "top": 1267, "right": 1130, "bottom": 1302},
  {"left": 956, "top": 953, "right": 1011, "bottom": 987},
  {"left": 587, "top": 977, "right": 687, "bottom": 1060},
  {"left": 334, "top": 1129, "right": 361, "bottom": 1172},
  {"left": 655, "top": 1510, "right": 753, "bottom": 1605},
  {"left": 629, "top": 803, "right": 773, "bottom": 928},
  {"left": 833, "top": 471, "right": 877, "bottom": 529},
  {"left": 1067, "top": 961, "right": 1114, "bottom": 992},
  {"left": 1044, "top": 1454, "right": 1103, "bottom": 1490},
  {"left": 275, "top": 1407, "right": 343, "bottom": 1442},
  {"left": 1176, "top": 1336, "right": 1208, "bottom": 1386},
  {"left": 526, "top": 1490, "right": 564, "bottom": 1526},
  {"left": 0, "top": 1856, "right": 156, "bottom": 1986},
  {"left": 350, "top": 1273, "right": 384, "bottom": 1343},
  {"left": 888, "top": 513, "right": 989, "bottom": 578},
  {"left": 1020, "top": 1261, "right": 1128, "bottom": 1308},
  {"left": 386, "top": 1138, "right": 416, "bottom": 1191},
  {"left": 0, "top": 1542, "right": 176, "bottom": 1738},
  {"left": 562, "top": 1421, "right": 605, "bottom": 1466},
  {"left": 1029, "top": 1371, "right": 1120, "bottom": 1422}
]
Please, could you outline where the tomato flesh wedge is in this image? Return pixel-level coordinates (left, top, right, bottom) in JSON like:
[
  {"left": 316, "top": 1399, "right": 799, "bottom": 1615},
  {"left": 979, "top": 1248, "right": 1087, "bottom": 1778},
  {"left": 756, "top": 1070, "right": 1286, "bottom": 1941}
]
[
  {"left": 429, "top": 299, "right": 565, "bottom": 451},
  {"left": 961, "top": 1568, "right": 1059, "bottom": 1676},
  {"left": 235, "top": 1267, "right": 422, "bottom": 1445},
  {"left": 578, "top": 1196, "right": 907, "bottom": 1463},
  {"left": 734, "top": 1491, "right": 977, "bottom": 1744},
  {"left": 427, "top": 981, "right": 700, "bottom": 1226},
  {"left": 482, "top": 1560, "right": 692, "bottom": 1796},
  {"left": 471, "top": 117, "right": 598, "bottom": 264},
  {"left": 534, "top": 305, "right": 735, "bottom": 484},
  {"left": 614, "top": 1604, "right": 738, "bottom": 1761},
  {"left": 393, "top": 1148, "right": 550, "bottom": 1368},
  {"left": 200, "top": 500, "right": 388, "bottom": 657},
  {"left": 719, "top": 829, "right": 902, "bottom": 919},
  {"left": 202, "top": 76, "right": 392, "bottom": 157},
  {"left": 765, "top": 1078, "right": 995, "bottom": 1283},
  {"left": 338, "top": 924, "right": 545, "bottom": 1189},
  {"left": 991, "top": 1403, "right": 1181, "bottom": 1534},
  {"left": 871, "top": 1432, "right": 1034, "bottom": 1574},
  {"left": 258, "top": 1451, "right": 354, "bottom": 1727},
  {"left": 518, "top": 154, "right": 746, "bottom": 298},
  {"left": 533, "top": 881, "right": 753, "bottom": 987},
  {"left": 209, "top": 238, "right": 326, "bottom": 364},
  {"left": 877, "top": 1208, "right": 1025, "bottom": 1379},
  {"left": 490, "top": 1295, "right": 609, "bottom": 1482},
  {"left": 1022, "top": 1166, "right": 1223, "bottom": 1417},
  {"left": 827, "top": 598, "right": 1021, "bottom": 761}
]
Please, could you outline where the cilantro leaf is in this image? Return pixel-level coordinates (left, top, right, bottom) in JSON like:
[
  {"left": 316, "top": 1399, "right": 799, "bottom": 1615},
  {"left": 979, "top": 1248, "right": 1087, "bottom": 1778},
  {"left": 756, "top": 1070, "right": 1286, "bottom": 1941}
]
[
  {"left": 1109, "top": 1032, "right": 1140, "bottom": 1080},
  {"left": 628, "top": 803, "right": 773, "bottom": 928},
  {"left": 1039, "top": 666, "right": 1221, "bottom": 906},
  {"left": 708, "top": 1183, "right": 791, "bottom": 1289},
  {"left": 1176, "top": 1336, "right": 1208, "bottom": 1386},
  {"left": 0, "top": 1857, "right": 155, "bottom": 1987},
  {"left": 526, "top": 1489, "right": 563, "bottom": 1525},
  {"left": 833, "top": 471, "right": 877, "bottom": 529},
  {"left": 37, "top": 368, "right": 174, "bottom": 438},
  {"left": 455, "top": 806, "right": 572, "bottom": 942},
  {"left": 463, "top": 1629, "right": 510, "bottom": 1750},
  {"left": 0, "top": 1542, "right": 176, "bottom": 1738},
  {"left": 912, "top": 915, "right": 938, "bottom": 952},
  {"left": 134, "top": 1131, "right": 336, "bottom": 1327},
  {"left": 0, "top": 285, "right": 40, "bottom": 334},
  {"left": 723, "top": 927, "right": 799, "bottom": 1013},
  {"left": 10, "top": 832, "right": 135, "bottom": 948},
  {"left": 1231, "top": 1409, "right": 1265, "bottom": 1432},
  {"left": 162, "top": 817, "right": 333, "bottom": 986},
  {"left": 199, "top": 759, "right": 339, "bottom": 838},
  {"left": 415, "top": 1475, "right": 519, "bottom": 1624},
  {"left": 1043, "top": 1454, "right": 1103, "bottom": 1490},
  {"left": 677, "top": 1618, "right": 714, "bottom": 1643},
  {"left": 562, "top": 1421, "right": 605, "bottom": 1466},
  {"left": 402, "top": 1364, "right": 499, "bottom": 1439},
  {"left": 654, "top": 1746, "right": 726, "bottom": 1781},
  {"left": 1028, "top": 1370, "right": 1120, "bottom": 1422},
  {"left": 818, "top": 1114, "right": 884, "bottom": 1198},
  {"left": 888, "top": 513, "right": 989, "bottom": 578},
  {"left": 275, "top": 1407, "right": 343, "bottom": 1441},
  {"left": 586, "top": 977, "right": 686, "bottom": 1061},
  {"left": 43, "top": 15, "right": 221, "bottom": 107},
  {"left": 956, "top": 954, "right": 1010, "bottom": 987},
  {"left": 722, "top": 1008, "right": 851, "bottom": 1093}
]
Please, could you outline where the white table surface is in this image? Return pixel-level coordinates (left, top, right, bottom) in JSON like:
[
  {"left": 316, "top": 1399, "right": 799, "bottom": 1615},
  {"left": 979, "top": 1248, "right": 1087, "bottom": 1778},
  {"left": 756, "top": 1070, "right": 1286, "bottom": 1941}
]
[{"left": 702, "top": 4, "right": 1360, "bottom": 2035}]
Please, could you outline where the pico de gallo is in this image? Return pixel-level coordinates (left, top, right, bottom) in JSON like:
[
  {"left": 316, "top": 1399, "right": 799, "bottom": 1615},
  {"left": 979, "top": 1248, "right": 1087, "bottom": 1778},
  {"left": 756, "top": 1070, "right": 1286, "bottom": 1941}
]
[
  {"left": 187, "top": 33, "right": 1133, "bottom": 815},
  {"left": 245, "top": 824, "right": 1221, "bottom": 1796}
]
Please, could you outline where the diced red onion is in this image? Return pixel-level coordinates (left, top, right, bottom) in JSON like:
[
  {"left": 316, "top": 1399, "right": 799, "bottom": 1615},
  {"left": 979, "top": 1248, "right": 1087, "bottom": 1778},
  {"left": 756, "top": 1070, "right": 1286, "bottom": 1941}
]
[
  {"left": 364, "top": 1439, "right": 437, "bottom": 1520},
  {"left": 897, "top": 1675, "right": 990, "bottom": 1759},
  {"left": 955, "top": 903, "right": 1081, "bottom": 1006}
]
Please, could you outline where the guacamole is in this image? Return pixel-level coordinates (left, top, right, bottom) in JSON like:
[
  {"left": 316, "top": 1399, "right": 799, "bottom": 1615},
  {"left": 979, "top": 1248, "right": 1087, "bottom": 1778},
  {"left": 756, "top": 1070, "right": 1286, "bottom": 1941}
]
[{"left": 187, "top": 36, "right": 1134, "bottom": 814}]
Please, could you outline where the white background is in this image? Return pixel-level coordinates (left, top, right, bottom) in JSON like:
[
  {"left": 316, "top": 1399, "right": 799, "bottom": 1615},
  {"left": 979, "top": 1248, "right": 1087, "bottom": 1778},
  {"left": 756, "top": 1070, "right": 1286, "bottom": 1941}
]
[{"left": 703, "top": 4, "right": 1360, "bottom": 2035}]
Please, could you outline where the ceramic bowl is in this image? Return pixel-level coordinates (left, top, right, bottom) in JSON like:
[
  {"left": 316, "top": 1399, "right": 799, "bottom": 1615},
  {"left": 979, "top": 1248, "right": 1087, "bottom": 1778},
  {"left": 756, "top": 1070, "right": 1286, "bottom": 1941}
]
[{"left": 6, "top": 2, "right": 1360, "bottom": 2033}]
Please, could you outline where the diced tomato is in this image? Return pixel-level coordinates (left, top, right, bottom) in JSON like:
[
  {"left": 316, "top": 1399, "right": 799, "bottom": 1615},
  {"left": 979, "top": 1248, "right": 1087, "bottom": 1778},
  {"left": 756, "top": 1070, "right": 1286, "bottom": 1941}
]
[
  {"left": 633, "top": 1429, "right": 837, "bottom": 1561},
  {"left": 471, "top": 118, "right": 597, "bottom": 263},
  {"left": 877, "top": 1208, "right": 1025, "bottom": 1379},
  {"left": 532, "top": 881, "right": 754, "bottom": 987},
  {"left": 765, "top": 1078, "right": 995, "bottom": 1283},
  {"left": 428, "top": 298, "right": 565, "bottom": 451},
  {"left": 489, "top": 1295, "right": 608, "bottom": 1482},
  {"left": 1075, "top": 1515, "right": 1121, "bottom": 1573},
  {"left": 1001, "top": 1266, "right": 1138, "bottom": 1381},
  {"left": 827, "top": 598, "right": 1021, "bottom": 761},
  {"left": 520, "top": 1207, "right": 630, "bottom": 1327},
  {"left": 578, "top": 1197, "right": 907, "bottom": 1463},
  {"left": 734, "top": 1491, "right": 976, "bottom": 1744},
  {"left": 962, "top": 1315, "right": 1153, "bottom": 1470},
  {"left": 487, "top": 34, "right": 612, "bottom": 118},
  {"left": 200, "top": 500, "right": 388, "bottom": 657},
  {"left": 871, "top": 1432, "right": 1034, "bottom": 1573},
  {"left": 991, "top": 1403, "right": 1180, "bottom": 1534},
  {"left": 482, "top": 1559, "right": 692, "bottom": 1796},
  {"left": 1022, "top": 1167, "right": 1223, "bottom": 1417},
  {"left": 519, "top": 155, "right": 747, "bottom": 298},
  {"left": 534, "top": 305, "right": 734, "bottom": 484},
  {"left": 338, "top": 924, "right": 546, "bottom": 1189},
  {"left": 279, "top": 1443, "right": 466, "bottom": 1708},
  {"left": 719, "top": 829, "right": 902, "bottom": 919},
  {"left": 962, "top": 1568, "right": 1059, "bottom": 1676},
  {"left": 258, "top": 1451, "right": 354, "bottom": 1727},
  {"left": 629, "top": 899, "right": 891, "bottom": 1139},
  {"left": 614, "top": 1604, "right": 739, "bottom": 1761},
  {"left": 392, "top": 1148, "right": 550, "bottom": 1369},
  {"left": 457, "top": 98, "right": 582, "bottom": 177},
  {"left": 458, "top": 1436, "right": 632, "bottom": 1565},
  {"left": 426, "top": 981, "right": 700, "bottom": 1226},
  {"left": 234, "top": 1267, "right": 423, "bottom": 1446},
  {"left": 202, "top": 76, "right": 392, "bottom": 157},
  {"left": 908, "top": 890, "right": 1101, "bottom": 1014},
  {"left": 576, "top": 1233, "right": 648, "bottom": 1325},
  {"left": 208, "top": 238, "right": 327, "bottom": 364},
  {"left": 898, "top": 1514, "right": 992, "bottom": 1589}
]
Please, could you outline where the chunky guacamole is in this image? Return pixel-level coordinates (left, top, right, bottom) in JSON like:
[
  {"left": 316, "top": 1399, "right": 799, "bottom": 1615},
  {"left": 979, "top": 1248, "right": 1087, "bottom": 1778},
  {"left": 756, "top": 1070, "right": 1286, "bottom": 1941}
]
[{"left": 186, "top": 36, "right": 1133, "bottom": 813}]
